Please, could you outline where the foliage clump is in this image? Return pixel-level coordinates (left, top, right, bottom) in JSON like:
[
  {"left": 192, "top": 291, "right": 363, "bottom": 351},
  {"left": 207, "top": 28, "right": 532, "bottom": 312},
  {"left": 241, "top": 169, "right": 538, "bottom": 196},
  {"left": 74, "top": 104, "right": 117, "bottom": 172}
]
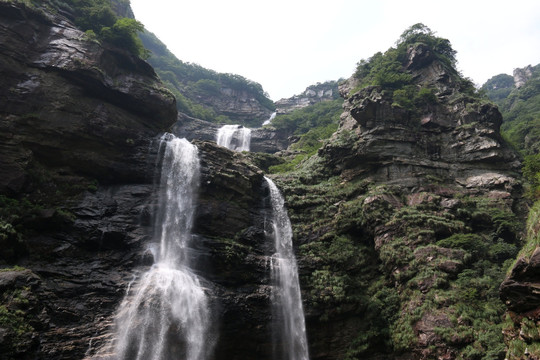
[
  {"left": 354, "top": 23, "right": 456, "bottom": 88},
  {"left": 4, "top": 0, "right": 148, "bottom": 58},
  {"left": 268, "top": 99, "right": 342, "bottom": 173},
  {"left": 350, "top": 23, "right": 482, "bottom": 118},
  {"left": 483, "top": 64, "right": 540, "bottom": 199}
]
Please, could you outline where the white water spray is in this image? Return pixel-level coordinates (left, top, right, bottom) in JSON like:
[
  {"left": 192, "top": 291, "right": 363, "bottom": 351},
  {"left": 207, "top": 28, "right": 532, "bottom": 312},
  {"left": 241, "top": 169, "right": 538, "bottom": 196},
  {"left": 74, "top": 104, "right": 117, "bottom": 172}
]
[
  {"left": 216, "top": 124, "right": 251, "bottom": 151},
  {"left": 97, "top": 134, "right": 212, "bottom": 360},
  {"left": 263, "top": 112, "right": 277, "bottom": 126},
  {"left": 265, "top": 177, "right": 309, "bottom": 360}
]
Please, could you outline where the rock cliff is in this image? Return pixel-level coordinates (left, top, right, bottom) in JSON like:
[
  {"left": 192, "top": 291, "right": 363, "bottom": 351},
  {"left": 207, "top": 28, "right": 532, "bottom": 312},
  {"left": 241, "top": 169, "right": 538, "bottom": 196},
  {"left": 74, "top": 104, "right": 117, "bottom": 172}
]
[
  {"left": 275, "top": 80, "right": 340, "bottom": 114},
  {"left": 0, "top": 1, "right": 177, "bottom": 357},
  {"left": 197, "top": 87, "right": 274, "bottom": 125},
  {"left": 139, "top": 31, "right": 275, "bottom": 127},
  {"left": 271, "top": 34, "right": 524, "bottom": 359},
  {"left": 0, "top": 9, "right": 532, "bottom": 360},
  {"left": 0, "top": 4, "right": 286, "bottom": 357},
  {"left": 0, "top": 1, "right": 176, "bottom": 194},
  {"left": 513, "top": 65, "right": 534, "bottom": 88}
]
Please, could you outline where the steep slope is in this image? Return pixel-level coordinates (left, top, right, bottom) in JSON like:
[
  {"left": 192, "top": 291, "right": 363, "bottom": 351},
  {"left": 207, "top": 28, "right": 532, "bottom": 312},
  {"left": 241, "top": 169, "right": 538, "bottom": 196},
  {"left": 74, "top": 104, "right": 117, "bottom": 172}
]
[
  {"left": 270, "top": 24, "right": 524, "bottom": 359},
  {"left": 484, "top": 64, "right": 540, "bottom": 359},
  {"left": 0, "top": 1, "right": 177, "bottom": 357},
  {"left": 275, "top": 80, "right": 341, "bottom": 115},
  {"left": 483, "top": 64, "right": 540, "bottom": 157},
  {"left": 0, "top": 2, "right": 292, "bottom": 359},
  {"left": 140, "top": 31, "right": 275, "bottom": 126}
]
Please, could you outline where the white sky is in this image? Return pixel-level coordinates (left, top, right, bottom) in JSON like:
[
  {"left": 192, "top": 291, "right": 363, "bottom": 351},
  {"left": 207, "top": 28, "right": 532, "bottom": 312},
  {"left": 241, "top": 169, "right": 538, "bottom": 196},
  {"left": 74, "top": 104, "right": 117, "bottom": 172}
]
[{"left": 130, "top": 0, "right": 540, "bottom": 101}]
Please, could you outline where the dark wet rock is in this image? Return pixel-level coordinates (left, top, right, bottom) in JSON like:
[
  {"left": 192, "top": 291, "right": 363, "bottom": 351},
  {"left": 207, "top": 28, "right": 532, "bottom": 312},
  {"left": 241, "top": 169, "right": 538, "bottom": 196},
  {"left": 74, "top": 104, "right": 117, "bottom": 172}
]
[
  {"left": 0, "top": 1, "right": 177, "bottom": 193},
  {"left": 501, "top": 247, "right": 540, "bottom": 313}
]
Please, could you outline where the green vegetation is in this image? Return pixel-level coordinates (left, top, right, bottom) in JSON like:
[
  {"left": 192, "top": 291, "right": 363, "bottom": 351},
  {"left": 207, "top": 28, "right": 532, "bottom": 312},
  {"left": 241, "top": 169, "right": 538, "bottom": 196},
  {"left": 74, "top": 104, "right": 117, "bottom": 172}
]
[
  {"left": 267, "top": 98, "right": 342, "bottom": 173},
  {"left": 354, "top": 24, "right": 457, "bottom": 90},
  {"left": 267, "top": 25, "right": 524, "bottom": 352},
  {"left": 139, "top": 31, "right": 274, "bottom": 125},
  {"left": 482, "top": 73, "right": 515, "bottom": 101},
  {"left": 272, "top": 155, "right": 520, "bottom": 358},
  {"left": 501, "top": 200, "right": 540, "bottom": 359},
  {"left": 483, "top": 64, "right": 540, "bottom": 199},
  {"left": 8, "top": 0, "right": 149, "bottom": 58},
  {"left": 346, "top": 23, "right": 482, "bottom": 126},
  {"left": 66, "top": 0, "right": 148, "bottom": 58},
  {"left": 481, "top": 64, "right": 540, "bottom": 360},
  {"left": 0, "top": 285, "right": 36, "bottom": 359}
]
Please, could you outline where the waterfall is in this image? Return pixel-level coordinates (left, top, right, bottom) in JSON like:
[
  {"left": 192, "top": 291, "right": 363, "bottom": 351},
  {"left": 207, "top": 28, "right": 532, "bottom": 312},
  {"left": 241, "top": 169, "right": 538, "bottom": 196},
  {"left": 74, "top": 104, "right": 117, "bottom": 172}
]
[
  {"left": 100, "top": 134, "right": 212, "bottom": 360},
  {"left": 216, "top": 124, "right": 251, "bottom": 151},
  {"left": 265, "top": 177, "right": 309, "bottom": 360},
  {"left": 263, "top": 112, "right": 277, "bottom": 126}
]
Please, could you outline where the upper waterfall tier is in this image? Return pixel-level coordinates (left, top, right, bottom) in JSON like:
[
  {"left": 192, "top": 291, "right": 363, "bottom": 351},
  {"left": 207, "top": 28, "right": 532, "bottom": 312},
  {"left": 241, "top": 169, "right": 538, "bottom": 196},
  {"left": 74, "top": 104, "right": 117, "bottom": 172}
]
[{"left": 216, "top": 125, "right": 252, "bottom": 152}]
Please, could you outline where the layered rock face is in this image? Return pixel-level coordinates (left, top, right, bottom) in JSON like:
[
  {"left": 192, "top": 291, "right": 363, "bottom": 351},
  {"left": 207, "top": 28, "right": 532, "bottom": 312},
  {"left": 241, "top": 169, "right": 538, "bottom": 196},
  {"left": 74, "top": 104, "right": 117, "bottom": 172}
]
[
  {"left": 275, "top": 80, "right": 339, "bottom": 114},
  {"left": 206, "top": 87, "right": 274, "bottom": 125},
  {"left": 190, "top": 141, "right": 275, "bottom": 360},
  {"left": 0, "top": 2, "right": 176, "bottom": 358},
  {"left": 321, "top": 51, "right": 520, "bottom": 189},
  {"left": 272, "top": 43, "right": 524, "bottom": 359},
  {"left": 0, "top": 1, "right": 176, "bottom": 193},
  {"left": 0, "top": 5, "right": 281, "bottom": 356}
]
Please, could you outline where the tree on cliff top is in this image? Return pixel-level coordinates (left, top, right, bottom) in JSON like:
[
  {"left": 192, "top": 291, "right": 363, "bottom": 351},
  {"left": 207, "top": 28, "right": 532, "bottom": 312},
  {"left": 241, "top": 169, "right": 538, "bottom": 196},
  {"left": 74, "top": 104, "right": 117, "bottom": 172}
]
[
  {"left": 396, "top": 23, "right": 456, "bottom": 66},
  {"left": 354, "top": 23, "right": 458, "bottom": 88},
  {"left": 64, "top": 0, "right": 148, "bottom": 58}
]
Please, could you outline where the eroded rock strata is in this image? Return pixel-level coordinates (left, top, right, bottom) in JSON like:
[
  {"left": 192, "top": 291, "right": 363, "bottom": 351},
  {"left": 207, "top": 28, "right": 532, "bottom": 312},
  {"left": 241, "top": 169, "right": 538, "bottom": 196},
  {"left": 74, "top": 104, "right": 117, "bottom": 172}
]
[
  {"left": 0, "top": 3, "right": 533, "bottom": 360},
  {"left": 0, "top": 2, "right": 176, "bottom": 357},
  {"left": 271, "top": 43, "right": 524, "bottom": 359}
]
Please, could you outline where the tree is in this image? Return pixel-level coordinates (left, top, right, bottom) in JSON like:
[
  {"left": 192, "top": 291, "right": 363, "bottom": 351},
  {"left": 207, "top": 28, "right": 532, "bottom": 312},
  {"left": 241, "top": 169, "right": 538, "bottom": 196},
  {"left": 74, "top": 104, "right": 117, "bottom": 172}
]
[
  {"left": 101, "top": 18, "right": 148, "bottom": 58},
  {"left": 396, "top": 23, "right": 457, "bottom": 66}
]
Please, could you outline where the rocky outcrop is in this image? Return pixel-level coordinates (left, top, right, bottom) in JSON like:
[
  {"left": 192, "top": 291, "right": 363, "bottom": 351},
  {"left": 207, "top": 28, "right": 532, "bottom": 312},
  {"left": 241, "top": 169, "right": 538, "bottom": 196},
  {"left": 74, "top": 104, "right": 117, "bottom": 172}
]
[
  {"left": 0, "top": 1, "right": 176, "bottom": 358},
  {"left": 206, "top": 87, "right": 273, "bottom": 124},
  {"left": 0, "top": 1, "right": 176, "bottom": 193},
  {"left": 172, "top": 112, "right": 220, "bottom": 142},
  {"left": 272, "top": 42, "right": 524, "bottom": 360},
  {"left": 189, "top": 141, "right": 274, "bottom": 360},
  {"left": 321, "top": 58, "right": 520, "bottom": 191},
  {"left": 513, "top": 65, "right": 534, "bottom": 88},
  {"left": 499, "top": 202, "right": 540, "bottom": 359},
  {"left": 501, "top": 248, "right": 540, "bottom": 313},
  {"left": 250, "top": 127, "right": 290, "bottom": 153},
  {"left": 275, "top": 80, "right": 339, "bottom": 114}
]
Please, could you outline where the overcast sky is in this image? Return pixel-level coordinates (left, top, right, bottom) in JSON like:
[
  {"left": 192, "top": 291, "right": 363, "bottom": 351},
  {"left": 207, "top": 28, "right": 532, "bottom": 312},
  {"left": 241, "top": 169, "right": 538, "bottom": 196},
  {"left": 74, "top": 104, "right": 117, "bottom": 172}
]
[{"left": 130, "top": 0, "right": 540, "bottom": 100}]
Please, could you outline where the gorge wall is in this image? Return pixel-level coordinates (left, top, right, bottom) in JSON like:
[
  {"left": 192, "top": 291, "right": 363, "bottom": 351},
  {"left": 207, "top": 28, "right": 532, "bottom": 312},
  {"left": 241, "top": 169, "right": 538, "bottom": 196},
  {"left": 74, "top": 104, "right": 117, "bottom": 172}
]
[
  {"left": 0, "top": 2, "right": 285, "bottom": 359},
  {"left": 275, "top": 81, "right": 340, "bottom": 115},
  {"left": 270, "top": 41, "right": 525, "bottom": 359},
  {"left": 0, "top": 1, "right": 178, "bottom": 357},
  {"left": 0, "top": 3, "right": 534, "bottom": 360}
]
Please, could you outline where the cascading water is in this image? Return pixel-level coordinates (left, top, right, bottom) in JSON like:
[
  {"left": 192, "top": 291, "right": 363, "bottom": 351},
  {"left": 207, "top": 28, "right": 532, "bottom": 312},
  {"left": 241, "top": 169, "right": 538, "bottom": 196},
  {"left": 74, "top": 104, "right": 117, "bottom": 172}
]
[
  {"left": 98, "top": 134, "right": 212, "bottom": 360},
  {"left": 265, "top": 176, "right": 309, "bottom": 360},
  {"left": 216, "top": 124, "right": 251, "bottom": 151},
  {"left": 263, "top": 112, "right": 277, "bottom": 126}
]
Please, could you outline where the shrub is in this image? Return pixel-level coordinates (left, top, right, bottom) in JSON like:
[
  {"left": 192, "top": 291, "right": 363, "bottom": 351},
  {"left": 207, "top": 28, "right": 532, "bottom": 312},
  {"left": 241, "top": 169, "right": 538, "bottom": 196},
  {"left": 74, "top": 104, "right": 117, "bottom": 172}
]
[{"left": 100, "top": 18, "right": 148, "bottom": 58}]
